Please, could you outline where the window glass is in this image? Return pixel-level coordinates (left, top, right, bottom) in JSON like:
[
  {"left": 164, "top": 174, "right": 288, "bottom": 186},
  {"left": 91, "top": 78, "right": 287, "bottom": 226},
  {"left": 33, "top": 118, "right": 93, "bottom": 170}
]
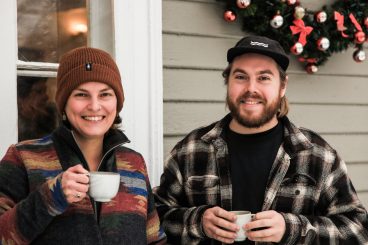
[
  {"left": 17, "top": 77, "right": 58, "bottom": 141},
  {"left": 17, "top": 0, "right": 88, "bottom": 141},
  {"left": 17, "top": 0, "right": 87, "bottom": 63}
]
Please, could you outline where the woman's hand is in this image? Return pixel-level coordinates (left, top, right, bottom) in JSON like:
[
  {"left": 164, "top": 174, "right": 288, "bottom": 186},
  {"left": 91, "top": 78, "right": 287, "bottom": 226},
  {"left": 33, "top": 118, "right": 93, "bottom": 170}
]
[{"left": 61, "top": 164, "right": 90, "bottom": 203}]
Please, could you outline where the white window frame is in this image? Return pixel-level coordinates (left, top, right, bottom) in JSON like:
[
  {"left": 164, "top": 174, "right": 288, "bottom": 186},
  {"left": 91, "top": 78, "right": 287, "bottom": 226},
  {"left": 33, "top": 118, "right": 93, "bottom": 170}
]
[
  {"left": 17, "top": 61, "right": 58, "bottom": 77},
  {"left": 114, "top": 0, "right": 163, "bottom": 187},
  {"left": 0, "top": 1, "right": 18, "bottom": 157},
  {"left": 0, "top": 0, "right": 163, "bottom": 186}
]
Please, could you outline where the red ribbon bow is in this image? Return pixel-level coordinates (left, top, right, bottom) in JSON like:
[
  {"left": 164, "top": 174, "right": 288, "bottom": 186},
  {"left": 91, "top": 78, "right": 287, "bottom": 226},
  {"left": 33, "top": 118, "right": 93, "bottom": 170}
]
[
  {"left": 334, "top": 11, "right": 348, "bottom": 38},
  {"left": 298, "top": 57, "right": 318, "bottom": 63},
  {"left": 349, "top": 13, "right": 362, "bottom": 32},
  {"left": 290, "top": 19, "right": 313, "bottom": 46}
]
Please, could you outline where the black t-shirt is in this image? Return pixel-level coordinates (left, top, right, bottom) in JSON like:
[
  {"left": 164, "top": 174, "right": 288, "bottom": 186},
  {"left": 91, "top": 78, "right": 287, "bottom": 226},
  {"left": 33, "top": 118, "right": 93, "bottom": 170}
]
[{"left": 225, "top": 121, "right": 283, "bottom": 245}]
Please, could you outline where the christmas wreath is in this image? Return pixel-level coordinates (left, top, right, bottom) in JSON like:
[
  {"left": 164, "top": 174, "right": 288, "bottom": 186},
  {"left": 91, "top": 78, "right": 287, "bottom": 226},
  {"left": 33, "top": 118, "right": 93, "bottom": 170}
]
[{"left": 220, "top": 0, "right": 368, "bottom": 73}]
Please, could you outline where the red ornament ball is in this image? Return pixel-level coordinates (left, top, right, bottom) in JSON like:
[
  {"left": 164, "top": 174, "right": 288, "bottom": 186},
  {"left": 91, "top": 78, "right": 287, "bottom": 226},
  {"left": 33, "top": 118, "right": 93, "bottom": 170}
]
[
  {"left": 224, "top": 10, "right": 236, "bottom": 22},
  {"left": 290, "top": 42, "right": 303, "bottom": 55},
  {"left": 236, "top": 0, "right": 251, "bottom": 9},
  {"left": 353, "top": 49, "right": 366, "bottom": 63},
  {"left": 355, "top": 31, "right": 366, "bottom": 44},
  {"left": 270, "top": 14, "right": 284, "bottom": 29},
  {"left": 305, "top": 64, "right": 318, "bottom": 74},
  {"left": 317, "top": 37, "right": 330, "bottom": 51},
  {"left": 315, "top": 11, "right": 327, "bottom": 23}
]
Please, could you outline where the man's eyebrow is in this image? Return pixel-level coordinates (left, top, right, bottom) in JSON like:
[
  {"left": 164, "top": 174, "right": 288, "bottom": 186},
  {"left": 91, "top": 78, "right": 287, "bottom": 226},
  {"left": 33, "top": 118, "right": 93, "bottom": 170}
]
[
  {"left": 231, "top": 68, "right": 247, "bottom": 74},
  {"left": 231, "top": 68, "right": 275, "bottom": 76},
  {"left": 258, "top": 69, "right": 275, "bottom": 76}
]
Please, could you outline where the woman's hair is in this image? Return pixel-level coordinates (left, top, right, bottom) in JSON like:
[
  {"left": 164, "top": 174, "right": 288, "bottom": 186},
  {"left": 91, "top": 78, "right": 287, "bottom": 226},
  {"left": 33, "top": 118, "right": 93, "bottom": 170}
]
[
  {"left": 222, "top": 63, "right": 289, "bottom": 118},
  {"left": 112, "top": 115, "right": 122, "bottom": 129}
]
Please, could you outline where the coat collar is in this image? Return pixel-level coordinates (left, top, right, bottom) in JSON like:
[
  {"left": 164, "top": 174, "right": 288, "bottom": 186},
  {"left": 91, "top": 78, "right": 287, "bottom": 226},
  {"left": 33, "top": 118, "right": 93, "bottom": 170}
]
[
  {"left": 51, "top": 124, "right": 130, "bottom": 171},
  {"left": 201, "top": 114, "right": 313, "bottom": 154}
]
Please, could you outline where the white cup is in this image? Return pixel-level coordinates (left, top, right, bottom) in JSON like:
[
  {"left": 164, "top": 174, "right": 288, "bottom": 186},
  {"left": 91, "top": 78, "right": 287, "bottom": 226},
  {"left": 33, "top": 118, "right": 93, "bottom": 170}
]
[
  {"left": 88, "top": 171, "right": 120, "bottom": 202},
  {"left": 230, "top": 210, "right": 254, "bottom": 241}
]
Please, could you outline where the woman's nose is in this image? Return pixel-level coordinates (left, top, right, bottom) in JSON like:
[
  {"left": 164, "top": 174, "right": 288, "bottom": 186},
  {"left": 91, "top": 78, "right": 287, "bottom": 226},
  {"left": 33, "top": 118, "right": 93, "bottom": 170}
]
[{"left": 88, "top": 98, "right": 101, "bottom": 111}]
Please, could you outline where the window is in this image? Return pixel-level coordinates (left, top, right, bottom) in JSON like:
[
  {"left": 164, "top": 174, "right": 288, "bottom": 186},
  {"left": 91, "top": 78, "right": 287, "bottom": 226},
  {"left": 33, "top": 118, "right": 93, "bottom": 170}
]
[
  {"left": 16, "top": 0, "right": 113, "bottom": 141},
  {"left": 2, "top": 0, "right": 163, "bottom": 185}
]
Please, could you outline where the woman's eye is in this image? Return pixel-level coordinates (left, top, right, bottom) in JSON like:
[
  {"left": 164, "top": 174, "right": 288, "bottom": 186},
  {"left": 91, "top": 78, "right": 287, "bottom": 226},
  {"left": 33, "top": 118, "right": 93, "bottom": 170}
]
[
  {"left": 100, "top": 92, "right": 113, "bottom": 97},
  {"left": 75, "top": 93, "right": 88, "bottom": 97}
]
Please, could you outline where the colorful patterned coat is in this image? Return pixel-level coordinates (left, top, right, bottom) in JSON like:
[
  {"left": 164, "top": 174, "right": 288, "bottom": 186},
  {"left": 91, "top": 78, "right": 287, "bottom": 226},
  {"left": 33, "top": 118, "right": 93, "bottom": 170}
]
[{"left": 0, "top": 125, "right": 166, "bottom": 244}]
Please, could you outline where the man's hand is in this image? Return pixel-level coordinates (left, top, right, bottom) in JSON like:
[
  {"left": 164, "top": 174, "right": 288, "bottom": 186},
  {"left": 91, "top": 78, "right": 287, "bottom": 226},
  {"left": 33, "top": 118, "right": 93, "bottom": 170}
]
[
  {"left": 245, "top": 210, "right": 286, "bottom": 243},
  {"left": 202, "top": 206, "right": 238, "bottom": 244}
]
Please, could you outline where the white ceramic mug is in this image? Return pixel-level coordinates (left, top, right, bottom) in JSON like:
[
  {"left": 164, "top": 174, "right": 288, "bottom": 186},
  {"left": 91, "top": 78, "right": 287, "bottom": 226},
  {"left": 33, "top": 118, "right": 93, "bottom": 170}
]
[
  {"left": 230, "top": 210, "right": 254, "bottom": 241},
  {"left": 88, "top": 171, "right": 120, "bottom": 202}
]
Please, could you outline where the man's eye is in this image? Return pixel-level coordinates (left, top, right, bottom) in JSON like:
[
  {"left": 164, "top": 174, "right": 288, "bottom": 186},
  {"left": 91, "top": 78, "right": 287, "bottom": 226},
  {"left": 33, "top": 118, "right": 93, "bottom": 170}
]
[
  {"left": 235, "top": 74, "right": 246, "bottom": 79},
  {"left": 259, "top": 76, "right": 270, "bottom": 81}
]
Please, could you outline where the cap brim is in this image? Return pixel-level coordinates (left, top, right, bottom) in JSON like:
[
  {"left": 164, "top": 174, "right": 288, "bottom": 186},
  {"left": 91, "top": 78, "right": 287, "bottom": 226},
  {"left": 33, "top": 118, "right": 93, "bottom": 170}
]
[{"left": 227, "top": 47, "right": 289, "bottom": 71}]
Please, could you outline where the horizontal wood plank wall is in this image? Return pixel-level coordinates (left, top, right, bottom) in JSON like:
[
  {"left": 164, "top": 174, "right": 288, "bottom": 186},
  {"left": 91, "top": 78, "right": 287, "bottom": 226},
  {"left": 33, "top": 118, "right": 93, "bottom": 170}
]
[{"left": 162, "top": 0, "right": 368, "bottom": 207}]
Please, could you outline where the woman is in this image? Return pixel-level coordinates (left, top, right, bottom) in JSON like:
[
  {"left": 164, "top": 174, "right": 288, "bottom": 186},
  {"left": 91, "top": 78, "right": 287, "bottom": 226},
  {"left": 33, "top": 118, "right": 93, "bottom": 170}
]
[{"left": 0, "top": 47, "right": 166, "bottom": 244}]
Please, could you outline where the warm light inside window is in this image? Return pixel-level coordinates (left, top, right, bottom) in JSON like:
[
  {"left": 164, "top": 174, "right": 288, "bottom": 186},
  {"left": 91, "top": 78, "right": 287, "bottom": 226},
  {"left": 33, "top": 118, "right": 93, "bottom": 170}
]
[
  {"left": 70, "top": 23, "right": 88, "bottom": 35},
  {"left": 59, "top": 8, "right": 88, "bottom": 36}
]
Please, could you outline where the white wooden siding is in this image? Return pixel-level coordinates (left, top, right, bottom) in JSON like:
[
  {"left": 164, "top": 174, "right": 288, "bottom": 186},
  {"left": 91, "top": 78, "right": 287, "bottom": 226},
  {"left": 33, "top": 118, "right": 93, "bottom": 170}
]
[{"left": 163, "top": 0, "right": 368, "bottom": 207}]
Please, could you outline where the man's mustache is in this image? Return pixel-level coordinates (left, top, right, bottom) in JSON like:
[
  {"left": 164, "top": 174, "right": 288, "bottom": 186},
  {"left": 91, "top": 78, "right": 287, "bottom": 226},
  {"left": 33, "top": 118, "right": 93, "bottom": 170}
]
[{"left": 237, "top": 92, "right": 265, "bottom": 104}]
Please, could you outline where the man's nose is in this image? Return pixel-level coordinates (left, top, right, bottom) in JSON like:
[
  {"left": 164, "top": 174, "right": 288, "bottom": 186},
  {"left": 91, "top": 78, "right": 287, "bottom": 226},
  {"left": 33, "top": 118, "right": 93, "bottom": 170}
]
[{"left": 245, "top": 79, "right": 257, "bottom": 93}]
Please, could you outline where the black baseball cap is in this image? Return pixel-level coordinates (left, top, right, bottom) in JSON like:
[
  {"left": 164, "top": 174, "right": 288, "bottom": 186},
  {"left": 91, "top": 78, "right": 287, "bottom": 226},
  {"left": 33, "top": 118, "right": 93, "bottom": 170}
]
[{"left": 227, "top": 35, "right": 289, "bottom": 71}]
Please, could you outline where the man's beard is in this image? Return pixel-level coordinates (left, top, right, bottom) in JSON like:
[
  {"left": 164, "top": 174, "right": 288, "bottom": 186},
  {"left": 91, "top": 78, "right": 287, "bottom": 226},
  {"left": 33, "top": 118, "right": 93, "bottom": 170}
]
[{"left": 226, "top": 91, "right": 282, "bottom": 128}]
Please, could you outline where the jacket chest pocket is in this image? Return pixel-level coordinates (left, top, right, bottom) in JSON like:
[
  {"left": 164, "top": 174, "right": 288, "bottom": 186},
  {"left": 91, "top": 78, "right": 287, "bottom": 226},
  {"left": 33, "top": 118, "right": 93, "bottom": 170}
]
[
  {"left": 274, "top": 173, "right": 318, "bottom": 214},
  {"left": 185, "top": 175, "right": 219, "bottom": 206}
]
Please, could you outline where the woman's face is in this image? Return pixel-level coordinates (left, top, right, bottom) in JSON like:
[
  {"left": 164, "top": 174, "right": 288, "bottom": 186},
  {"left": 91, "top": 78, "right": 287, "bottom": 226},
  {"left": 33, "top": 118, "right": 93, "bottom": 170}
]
[{"left": 65, "top": 81, "right": 117, "bottom": 141}]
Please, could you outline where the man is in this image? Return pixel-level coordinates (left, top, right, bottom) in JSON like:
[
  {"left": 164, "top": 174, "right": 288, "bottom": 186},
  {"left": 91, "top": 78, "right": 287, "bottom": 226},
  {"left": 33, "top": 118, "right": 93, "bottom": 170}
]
[{"left": 153, "top": 36, "right": 368, "bottom": 244}]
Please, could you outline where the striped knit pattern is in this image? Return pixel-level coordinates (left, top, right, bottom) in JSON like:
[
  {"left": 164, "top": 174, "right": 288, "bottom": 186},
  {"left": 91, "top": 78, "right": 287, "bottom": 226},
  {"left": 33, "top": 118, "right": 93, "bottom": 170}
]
[{"left": 0, "top": 128, "right": 166, "bottom": 244}]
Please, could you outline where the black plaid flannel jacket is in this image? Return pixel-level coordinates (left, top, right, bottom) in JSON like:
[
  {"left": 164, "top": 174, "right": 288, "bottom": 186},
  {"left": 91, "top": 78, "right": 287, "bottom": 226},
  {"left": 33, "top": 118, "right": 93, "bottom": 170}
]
[{"left": 153, "top": 114, "right": 368, "bottom": 244}]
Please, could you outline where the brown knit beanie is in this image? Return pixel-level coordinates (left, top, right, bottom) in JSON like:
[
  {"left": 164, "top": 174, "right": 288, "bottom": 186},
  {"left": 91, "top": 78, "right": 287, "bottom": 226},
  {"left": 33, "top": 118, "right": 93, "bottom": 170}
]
[{"left": 55, "top": 47, "right": 124, "bottom": 115}]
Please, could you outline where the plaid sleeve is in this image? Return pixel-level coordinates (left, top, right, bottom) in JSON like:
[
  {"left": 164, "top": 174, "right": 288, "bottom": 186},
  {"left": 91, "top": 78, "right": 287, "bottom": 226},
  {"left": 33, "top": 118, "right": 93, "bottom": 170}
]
[
  {"left": 280, "top": 153, "right": 368, "bottom": 244},
  {"left": 153, "top": 155, "right": 212, "bottom": 244},
  {"left": 143, "top": 160, "right": 167, "bottom": 244},
  {"left": 0, "top": 145, "right": 69, "bottom": 244}
]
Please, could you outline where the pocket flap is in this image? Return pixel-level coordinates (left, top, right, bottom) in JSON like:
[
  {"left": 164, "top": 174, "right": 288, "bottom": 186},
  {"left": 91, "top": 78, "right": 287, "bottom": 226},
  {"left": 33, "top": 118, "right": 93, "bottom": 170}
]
[
  {"left": 282, "top": 173, "right": 316, "bottom": 186},
  {"left": 186, "top": 175, "right": 219, "bottom": 189}
]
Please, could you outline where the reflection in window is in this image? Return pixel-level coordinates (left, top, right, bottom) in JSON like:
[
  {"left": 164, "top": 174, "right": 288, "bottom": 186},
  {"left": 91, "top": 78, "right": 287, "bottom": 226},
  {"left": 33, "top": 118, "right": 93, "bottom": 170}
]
[
  {"left": 17, "top": 0, "right": 87, "bottom": 63},
  {"left": 17, "top": 77, "right": 58, "bottom": 141},
  {"left": 17, "top": 0, "right": 88, "bottom": 141}
]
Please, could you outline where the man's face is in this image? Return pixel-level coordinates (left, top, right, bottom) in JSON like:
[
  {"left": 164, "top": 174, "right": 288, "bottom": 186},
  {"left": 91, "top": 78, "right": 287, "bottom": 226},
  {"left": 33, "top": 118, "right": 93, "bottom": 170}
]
[{"left": 226, "top": 53, "right": 287, "bottom": 129}]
